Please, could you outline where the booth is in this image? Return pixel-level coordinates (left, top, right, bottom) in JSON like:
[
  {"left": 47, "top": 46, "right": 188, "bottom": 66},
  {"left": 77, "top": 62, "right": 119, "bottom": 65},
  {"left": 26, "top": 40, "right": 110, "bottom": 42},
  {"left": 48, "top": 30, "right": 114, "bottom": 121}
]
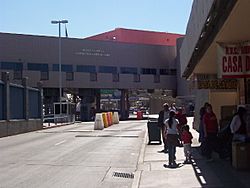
[{"left": 54, "top": 102, "right": 76, "bottom": 124}]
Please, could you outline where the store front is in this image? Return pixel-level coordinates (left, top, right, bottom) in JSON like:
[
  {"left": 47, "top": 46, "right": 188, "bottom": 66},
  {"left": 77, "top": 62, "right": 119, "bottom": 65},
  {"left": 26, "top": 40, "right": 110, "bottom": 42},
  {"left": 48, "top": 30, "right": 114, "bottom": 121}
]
[{"left": 180, "top": 0, "right": 250, "bottom": 131}]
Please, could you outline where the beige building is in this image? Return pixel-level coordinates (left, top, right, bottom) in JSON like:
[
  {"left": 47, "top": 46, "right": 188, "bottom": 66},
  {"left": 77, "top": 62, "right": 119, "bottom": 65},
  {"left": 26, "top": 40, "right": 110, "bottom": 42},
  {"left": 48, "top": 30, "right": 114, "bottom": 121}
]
[{"left": 180, "top": 0, "right": 250, "bottom": 129}]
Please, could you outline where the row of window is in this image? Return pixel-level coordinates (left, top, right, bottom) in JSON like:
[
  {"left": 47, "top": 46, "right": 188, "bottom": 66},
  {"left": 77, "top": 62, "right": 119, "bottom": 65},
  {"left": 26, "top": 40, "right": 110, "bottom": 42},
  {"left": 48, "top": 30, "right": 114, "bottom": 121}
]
[
  {"left": 10, "top": 70, "right": 162, "bottom": 83},
  {"left": 0, "top": 62, "right": 176, "bottom": 75}
]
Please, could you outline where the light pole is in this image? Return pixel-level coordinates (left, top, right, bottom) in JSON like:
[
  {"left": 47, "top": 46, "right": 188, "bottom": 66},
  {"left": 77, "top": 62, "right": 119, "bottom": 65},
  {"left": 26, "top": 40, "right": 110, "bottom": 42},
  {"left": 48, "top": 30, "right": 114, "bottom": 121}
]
[{"left": 51, "top": 20, "right": 68, "bottom": 116}]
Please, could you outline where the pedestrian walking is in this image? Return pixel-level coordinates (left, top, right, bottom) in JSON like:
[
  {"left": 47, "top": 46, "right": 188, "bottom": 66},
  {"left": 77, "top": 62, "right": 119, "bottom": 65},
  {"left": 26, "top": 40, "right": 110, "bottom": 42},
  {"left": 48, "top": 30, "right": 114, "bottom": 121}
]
[
  {"left": 176, "top": 107, "right": 188, "bottom": 136},
  {"left": 169, "top": 102, "right": 177, "bottom": 113},
  {"left": 181, "top": 125, "right": 193, "bottom": 164},
  {"left": 158, "top": 103, "right": 170, "bottom": 153},
  {"left": 164, "top": 111, "right": 179, "bottom": 168}
]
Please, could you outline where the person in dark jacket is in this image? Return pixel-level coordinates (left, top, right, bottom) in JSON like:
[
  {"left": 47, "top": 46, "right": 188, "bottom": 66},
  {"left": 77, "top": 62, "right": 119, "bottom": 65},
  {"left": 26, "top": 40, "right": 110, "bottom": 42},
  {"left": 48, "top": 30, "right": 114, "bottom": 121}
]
[
  {"left": 158, "top": 103, "right": 170, "bottom": 153},
  {"left": 199, "top": 102, "right": 210, "bottom": 143}
]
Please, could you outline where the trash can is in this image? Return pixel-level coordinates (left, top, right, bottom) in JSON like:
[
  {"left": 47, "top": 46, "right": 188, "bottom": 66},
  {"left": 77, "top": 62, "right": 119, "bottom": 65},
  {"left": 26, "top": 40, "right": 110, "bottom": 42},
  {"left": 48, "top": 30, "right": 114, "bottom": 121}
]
[
  {"left": 137, "top": 111, "right": 143, "bottom": 120},
  {"left": 232, "top": 142, "right": 250, "bottom": 170},
  {"left": 147, "top": 120, "right": 162, "bottom": 145}
]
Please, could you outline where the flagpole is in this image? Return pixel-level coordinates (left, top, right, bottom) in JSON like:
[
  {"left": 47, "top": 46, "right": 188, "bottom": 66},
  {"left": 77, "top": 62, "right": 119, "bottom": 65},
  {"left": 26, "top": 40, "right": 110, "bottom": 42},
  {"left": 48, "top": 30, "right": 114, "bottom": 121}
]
[{"left": 65, "top": 24, "right": 68, "bottom": 38}]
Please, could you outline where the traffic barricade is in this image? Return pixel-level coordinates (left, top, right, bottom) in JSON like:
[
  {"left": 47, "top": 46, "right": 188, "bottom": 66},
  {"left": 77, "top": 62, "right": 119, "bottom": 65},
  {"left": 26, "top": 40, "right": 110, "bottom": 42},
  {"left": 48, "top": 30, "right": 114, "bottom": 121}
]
[
  {"left": 102, "top": 113, "right": 108, "bottom": 128},
  {"left": 94, "top": 113, "right": 104, "bottom": 130},
  {"left": 113, "top": 112, "right": 119, "bottom": 124}
]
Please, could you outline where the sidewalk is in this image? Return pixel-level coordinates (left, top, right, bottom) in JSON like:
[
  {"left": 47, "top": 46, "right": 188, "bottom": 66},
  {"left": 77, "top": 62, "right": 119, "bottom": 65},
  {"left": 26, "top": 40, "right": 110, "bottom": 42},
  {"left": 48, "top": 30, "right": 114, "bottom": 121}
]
[{"left": 133, "top": 117, "right": 250, "bottom": 188}]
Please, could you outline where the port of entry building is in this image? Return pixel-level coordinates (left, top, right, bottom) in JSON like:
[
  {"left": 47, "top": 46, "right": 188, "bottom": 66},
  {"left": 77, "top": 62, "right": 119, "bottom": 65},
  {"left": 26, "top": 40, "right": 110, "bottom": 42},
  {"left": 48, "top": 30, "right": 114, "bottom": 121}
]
[{"left": 0, "top": 28, "right": 185, "bottom": 120}]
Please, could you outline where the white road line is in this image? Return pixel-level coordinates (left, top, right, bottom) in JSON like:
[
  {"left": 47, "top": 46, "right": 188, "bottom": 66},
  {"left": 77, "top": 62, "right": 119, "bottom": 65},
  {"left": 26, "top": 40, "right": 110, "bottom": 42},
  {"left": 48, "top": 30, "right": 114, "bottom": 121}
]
[{"left": 55, "top": 140, "right": 66, "bottom": 146}]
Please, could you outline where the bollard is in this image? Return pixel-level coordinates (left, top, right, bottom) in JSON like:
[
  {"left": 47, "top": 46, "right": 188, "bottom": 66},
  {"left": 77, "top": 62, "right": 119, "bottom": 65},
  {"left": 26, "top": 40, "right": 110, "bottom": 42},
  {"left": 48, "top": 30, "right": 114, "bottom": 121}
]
[
  {"left": 107, "top": 112, "right": 111, "bottom": 126},
  {"left": 113, "top": 112, "right": 119, "bottom": 124},
  {"left": 94, "top": 113, "right": 104, "bottom": 130},
  {"left": 102, "top": 113, "right": 108, "bottom": 128},
  {"left": 109, "top": 112, "right": 113, "bottom": 125}
]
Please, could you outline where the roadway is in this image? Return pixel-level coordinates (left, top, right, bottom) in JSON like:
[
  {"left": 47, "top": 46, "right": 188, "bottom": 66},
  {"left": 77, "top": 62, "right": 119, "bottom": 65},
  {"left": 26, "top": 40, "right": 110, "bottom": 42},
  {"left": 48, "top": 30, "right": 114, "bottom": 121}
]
[{"left": 0, "top": 120, "right": 148, "bottom": 188}]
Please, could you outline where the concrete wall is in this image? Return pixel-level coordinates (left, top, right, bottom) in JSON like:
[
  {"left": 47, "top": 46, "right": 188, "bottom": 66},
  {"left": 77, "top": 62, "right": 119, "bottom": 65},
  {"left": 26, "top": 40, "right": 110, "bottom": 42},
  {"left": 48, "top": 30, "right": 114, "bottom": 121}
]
[
  {"left": 0, "top": 72, "right": 43, "bottom": 138},
  {"left": 180, "top": 0, "right": 215, "bottom": 77},
  {"left": 210, "top": 91, "right": 238, "bottom": 122},
  {"left": 193, "top": 89, "right": 238, "bottom": 130},
  {"left": 176, "top": 37, "right": 193, "bottom": 96},
  {"left": 0, "top": 119, "right": 42, "bottom": 138}
]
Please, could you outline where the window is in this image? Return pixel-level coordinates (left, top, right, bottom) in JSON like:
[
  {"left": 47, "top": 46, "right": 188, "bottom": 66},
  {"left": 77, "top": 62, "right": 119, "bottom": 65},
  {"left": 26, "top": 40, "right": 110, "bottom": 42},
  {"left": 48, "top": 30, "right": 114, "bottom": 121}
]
[
  {"left": 66, "top": 72, "right": 74, "bottom": 81},
  {"left": 27, "top": 63, "right": 48, "bottom": 71},
  {"left": 13, "top": 70, "right": 22, "bottom": 80},
  {"left": 120, "top": 67, "right": 137, "bottom": 74},
  {"left": 160, "top": 69, "right": 169, "bottom": 75},
  {"left": 41, "top": 71, "right": 49, "bottom": 80},
  {"left": 170, "top": 69, "right": 177, "bottom": 75},
  {"left": 53, "top": 64, "right": 73, "bottom": 72},
  {"left": 141, "top": 68, "right": 157, "bottom": 75},
  {"left": 1, "top": 62, "right": 23, "bottom": 70},
  {"left": 90, "top": 73, "right": 97, "bottom": 81},
  {"left": 134, "top": 74, "right": 140, "bottom": 82},
  {"left": 63, "top": 65, "right": 73, "bottom": 72},
  {"left": 99, "top": 66, "right": 117, "bottom": 73},
  {"left": 154, "top": 75, "right": 160, "bottom": 83},
  {"left": 112, "top": 73, "right": 119, "bottom": 82},
  {"left": 52, "top": 64, "right": 59, "bottom": 71},
  {"left": 77, "top": 65, "right": 96, "bottom": 73}
]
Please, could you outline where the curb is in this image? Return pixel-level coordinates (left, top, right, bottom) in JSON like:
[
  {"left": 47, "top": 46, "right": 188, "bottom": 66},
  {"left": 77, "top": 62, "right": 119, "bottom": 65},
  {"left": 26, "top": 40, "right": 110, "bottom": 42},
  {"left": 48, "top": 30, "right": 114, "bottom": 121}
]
[
  {"left": 132, "top": 124, "right": 148, "bottom": 188},
  {"left": 42, "top": 122, "right": 74, "bottom": 130}
]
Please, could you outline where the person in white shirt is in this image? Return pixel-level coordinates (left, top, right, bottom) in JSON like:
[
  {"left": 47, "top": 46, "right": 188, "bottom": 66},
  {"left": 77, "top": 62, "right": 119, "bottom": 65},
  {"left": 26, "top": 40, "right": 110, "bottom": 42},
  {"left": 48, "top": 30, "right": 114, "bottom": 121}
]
[
  {"left": 169, "top": 103, "right": 177, "bottom": 113},
  {"left": 230, "top": 107, "right": 247, "bottom": 142},
  {"left": 164, "top": 111, "right": 179, "bottom": 168},
  {"left": 158, "top": 103, "right": 170, "bottom": 153}
]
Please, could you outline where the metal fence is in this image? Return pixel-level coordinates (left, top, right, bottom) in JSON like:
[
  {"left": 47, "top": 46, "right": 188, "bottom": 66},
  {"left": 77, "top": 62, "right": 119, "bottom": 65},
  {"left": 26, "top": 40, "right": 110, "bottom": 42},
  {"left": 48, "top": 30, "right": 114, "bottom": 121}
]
[
  {"left": 29, "top": 88, "right": 41, "bottom": 118},
  {"left": 10, "top": 84, "right": 25, "bottom": 119},
  {"left": 0, "top": 81, "right": 4, "bottom": 120},
  {"left": 0, "top": 74, "right": 42, "bottom": 120},
  {"left": 0, "top": 72, "right": 43, "bottom": 138}
]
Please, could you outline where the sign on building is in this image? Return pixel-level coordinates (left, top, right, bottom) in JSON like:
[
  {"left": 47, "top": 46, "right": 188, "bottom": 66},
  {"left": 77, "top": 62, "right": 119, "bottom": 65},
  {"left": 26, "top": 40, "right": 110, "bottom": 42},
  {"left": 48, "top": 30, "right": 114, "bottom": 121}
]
[
  {"left": 217, "top": 42, "right": 250, "bottom": 78},
  {"left": 195, "top": 74, "right": 238, "bottom": 90}
]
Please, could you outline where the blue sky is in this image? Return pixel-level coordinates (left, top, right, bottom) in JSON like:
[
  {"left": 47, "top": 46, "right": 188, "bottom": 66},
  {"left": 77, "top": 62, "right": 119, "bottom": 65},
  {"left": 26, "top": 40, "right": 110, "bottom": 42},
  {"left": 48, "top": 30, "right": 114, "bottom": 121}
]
[{"left": 0, "top": 0, "right": 193, "bottom": 38}]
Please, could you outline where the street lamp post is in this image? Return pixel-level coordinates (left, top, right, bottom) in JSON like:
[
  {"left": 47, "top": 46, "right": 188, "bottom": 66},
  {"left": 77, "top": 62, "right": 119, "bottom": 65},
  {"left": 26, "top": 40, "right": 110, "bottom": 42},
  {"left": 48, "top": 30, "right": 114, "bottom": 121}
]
[{"left": 51, "top": 20, "right": 68, "bottom": 116}]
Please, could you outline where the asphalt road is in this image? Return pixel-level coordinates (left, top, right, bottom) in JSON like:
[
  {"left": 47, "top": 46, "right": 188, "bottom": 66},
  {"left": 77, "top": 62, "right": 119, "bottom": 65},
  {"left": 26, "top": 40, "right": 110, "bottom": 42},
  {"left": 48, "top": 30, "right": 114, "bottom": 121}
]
[{"left": 0, "top": 120, "right": 147, "bottom": 188}]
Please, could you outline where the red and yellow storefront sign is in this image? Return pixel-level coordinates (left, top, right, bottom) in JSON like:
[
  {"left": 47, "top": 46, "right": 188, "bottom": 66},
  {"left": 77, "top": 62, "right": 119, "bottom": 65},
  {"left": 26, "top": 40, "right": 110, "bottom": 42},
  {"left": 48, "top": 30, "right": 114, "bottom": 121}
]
[{"left": 217, "top": 42, "right": 250, "bottom": 78}]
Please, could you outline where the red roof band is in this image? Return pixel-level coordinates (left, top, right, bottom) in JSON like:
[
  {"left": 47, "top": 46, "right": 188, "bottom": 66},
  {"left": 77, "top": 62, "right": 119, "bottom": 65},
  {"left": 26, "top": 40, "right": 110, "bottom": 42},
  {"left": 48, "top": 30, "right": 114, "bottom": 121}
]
[{"left": 85, "top": 28, "right": 184, "bottom": 46}]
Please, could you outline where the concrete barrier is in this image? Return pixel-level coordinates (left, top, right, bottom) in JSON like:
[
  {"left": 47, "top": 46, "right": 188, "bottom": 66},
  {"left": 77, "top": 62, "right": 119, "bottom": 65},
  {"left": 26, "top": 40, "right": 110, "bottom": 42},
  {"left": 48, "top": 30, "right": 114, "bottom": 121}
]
[
  {"left": 107, "top": 112, "right": 113, "bottom": 126},
  {"left": 94, "top": 113, "right": 104, "bottom": 130},
  {"left": 102, "top": 113, "right": 109, "bottom": 128},
  {"left": 113, "top": 112, "right": 119, "bottom": 124},
  {"left": 109, "top": 112, "right": 113, "bottom": 125}
]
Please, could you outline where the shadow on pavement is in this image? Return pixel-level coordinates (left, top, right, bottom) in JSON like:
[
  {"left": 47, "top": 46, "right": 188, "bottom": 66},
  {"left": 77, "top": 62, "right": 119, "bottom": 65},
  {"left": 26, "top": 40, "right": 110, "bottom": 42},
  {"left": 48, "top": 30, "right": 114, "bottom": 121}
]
[{"left": 190, "top": 146, "right": 250, "bottom": 188}]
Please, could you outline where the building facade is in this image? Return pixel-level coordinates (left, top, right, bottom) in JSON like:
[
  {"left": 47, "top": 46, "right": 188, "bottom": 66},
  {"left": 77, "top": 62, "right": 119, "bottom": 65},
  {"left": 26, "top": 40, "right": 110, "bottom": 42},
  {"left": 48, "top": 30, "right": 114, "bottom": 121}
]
[
  {"left": 180, "top": 0, "right": 250, "bottom": 129},
  {"left": 0, "top": 29, "right": 184, "bottom": 120}
]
